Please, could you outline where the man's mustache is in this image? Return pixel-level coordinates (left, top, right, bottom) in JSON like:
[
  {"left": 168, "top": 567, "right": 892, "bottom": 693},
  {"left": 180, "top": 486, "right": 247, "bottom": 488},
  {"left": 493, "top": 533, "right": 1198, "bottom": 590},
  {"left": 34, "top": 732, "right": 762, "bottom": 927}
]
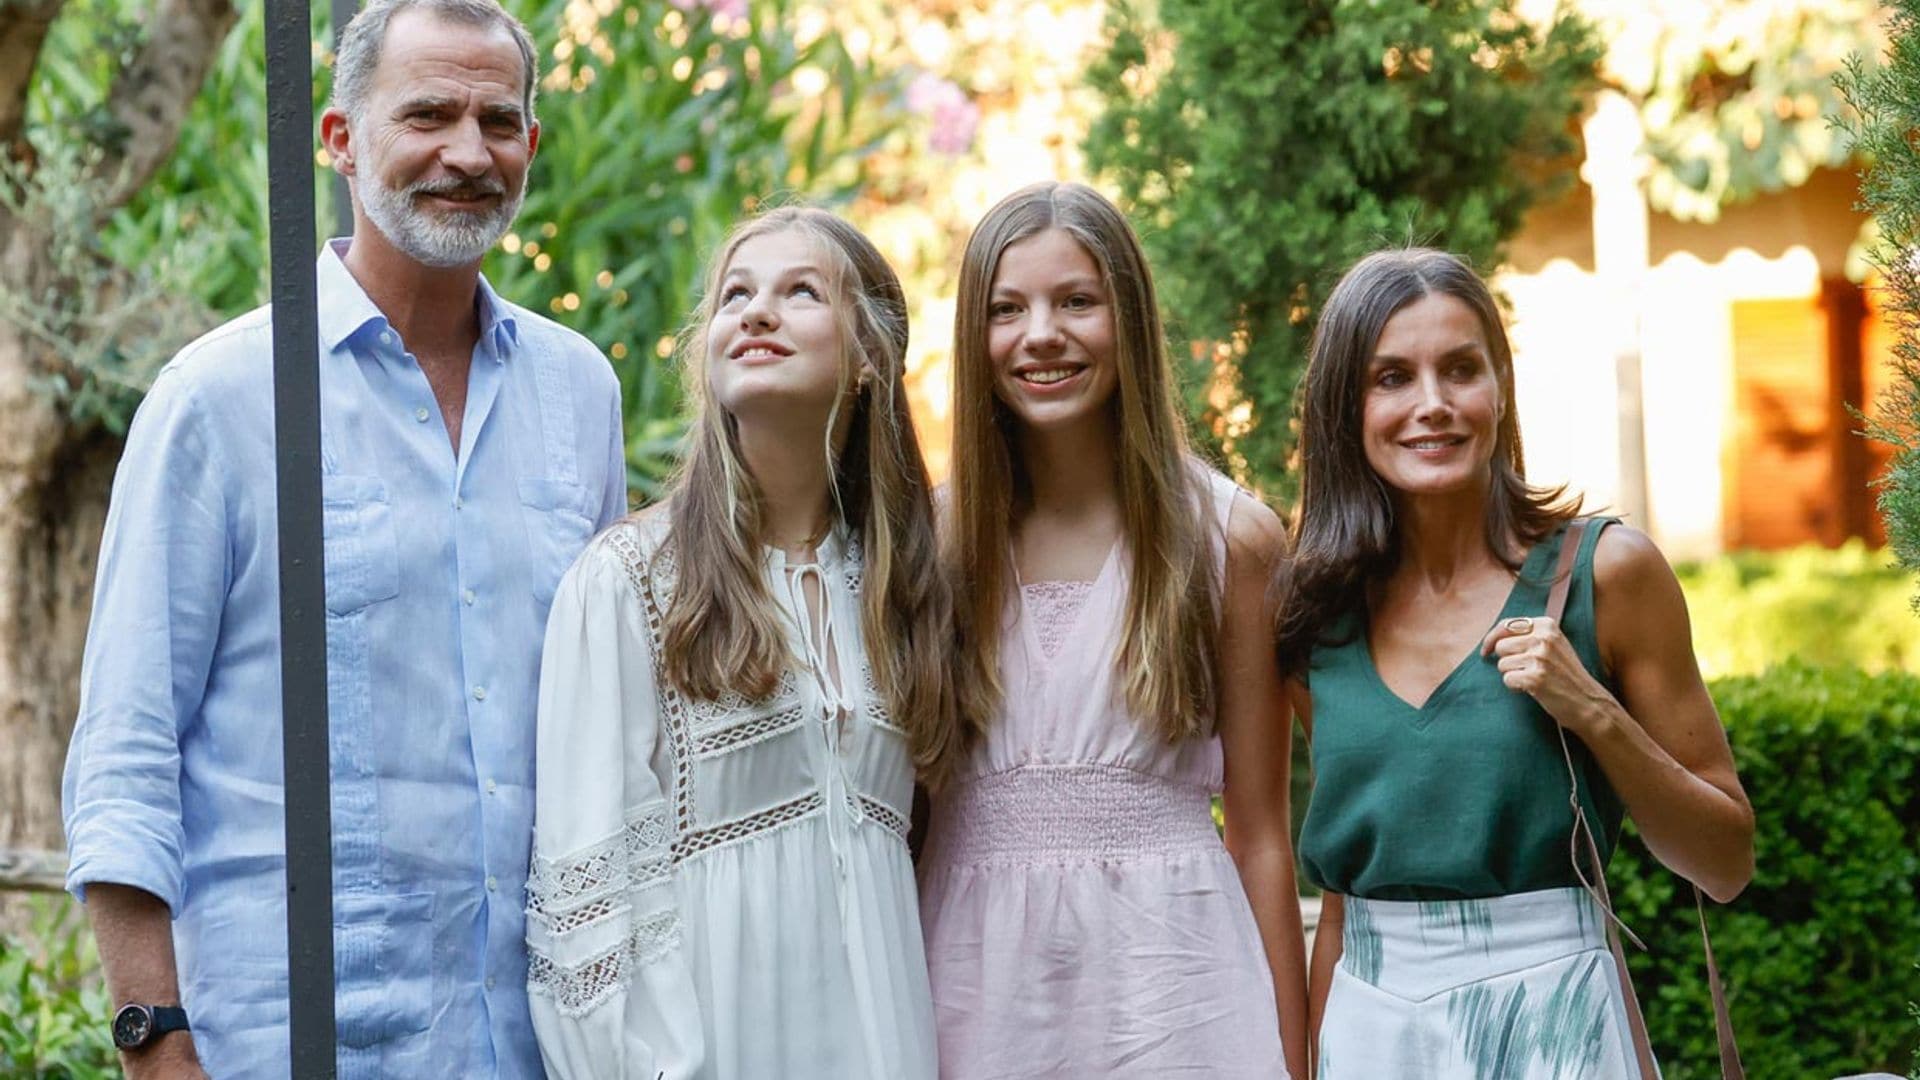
[{"left": 408, "top": 176, "right": 507, "bottom": 202}]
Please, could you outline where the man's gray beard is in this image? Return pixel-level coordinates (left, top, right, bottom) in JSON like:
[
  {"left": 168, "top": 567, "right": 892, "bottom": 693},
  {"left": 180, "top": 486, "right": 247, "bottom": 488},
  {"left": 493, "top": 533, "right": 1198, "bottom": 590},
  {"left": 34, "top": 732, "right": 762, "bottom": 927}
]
[{"left": 358, "top": 171, "right": 523, "bottom": 269}]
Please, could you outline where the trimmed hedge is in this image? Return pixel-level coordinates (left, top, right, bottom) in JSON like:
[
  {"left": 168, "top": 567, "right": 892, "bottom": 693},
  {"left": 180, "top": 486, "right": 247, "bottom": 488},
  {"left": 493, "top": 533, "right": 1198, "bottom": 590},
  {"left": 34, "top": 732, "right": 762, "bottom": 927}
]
[
  {"left": 1610, "top": 663, "right": 1920, "bottom": 1079},
  {"left": 1676, "top": 542, "right": 1920, "bottom": 678}
]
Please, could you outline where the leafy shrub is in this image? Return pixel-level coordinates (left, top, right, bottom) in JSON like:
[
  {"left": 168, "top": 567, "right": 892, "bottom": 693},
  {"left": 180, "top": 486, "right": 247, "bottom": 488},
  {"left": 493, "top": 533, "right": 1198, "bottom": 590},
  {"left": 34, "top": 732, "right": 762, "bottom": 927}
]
[
  {"left": 1838, "top": 0, "right": 1920, "bottom": 605},
  {"left": 1081, "top": 0, "right": 1600, "bottom": 493},
  {"left": 1675, "top": 541, "right": 1920, "bottom": 677},
  {"left": 1608, "top": 664, "right": 1920, "bottom": 1078},
  {"left": 487, "top": 0, "right": 903, "bottom": 500},
  {"left": 0, "top": 896, "right": 116, "bottom": 1079},
  {"left": 27, "top": 0, "right": 901, "bottom": 497}
]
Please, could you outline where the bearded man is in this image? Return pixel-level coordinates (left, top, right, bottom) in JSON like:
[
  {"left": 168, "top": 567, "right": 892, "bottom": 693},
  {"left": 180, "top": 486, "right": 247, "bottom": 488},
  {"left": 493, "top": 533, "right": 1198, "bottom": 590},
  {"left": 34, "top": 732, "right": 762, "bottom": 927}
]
[{"left": 59, "top": 1, "right": 626, "bottom": 1076}]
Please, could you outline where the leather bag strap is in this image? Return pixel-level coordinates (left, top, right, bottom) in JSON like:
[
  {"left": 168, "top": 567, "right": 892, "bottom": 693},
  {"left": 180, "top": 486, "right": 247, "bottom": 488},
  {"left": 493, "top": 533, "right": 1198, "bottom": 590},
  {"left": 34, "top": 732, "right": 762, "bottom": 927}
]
[{"left": 1544, "top": 519, "right": 1744, "bottom": 1080}]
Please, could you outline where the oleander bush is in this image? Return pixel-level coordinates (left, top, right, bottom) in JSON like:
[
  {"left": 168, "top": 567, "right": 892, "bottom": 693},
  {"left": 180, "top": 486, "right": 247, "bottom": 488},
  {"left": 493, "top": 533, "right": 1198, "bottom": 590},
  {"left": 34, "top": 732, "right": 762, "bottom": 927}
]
[
  {"left": 0, "top": 896, "right": 116, "bottom": 1079},
  {"left": 1675, "top": 541, "right": 1920, "bottom": 677},
  {"left": 1608, "top": 663, "right": 1920, "bottom": 1079}
]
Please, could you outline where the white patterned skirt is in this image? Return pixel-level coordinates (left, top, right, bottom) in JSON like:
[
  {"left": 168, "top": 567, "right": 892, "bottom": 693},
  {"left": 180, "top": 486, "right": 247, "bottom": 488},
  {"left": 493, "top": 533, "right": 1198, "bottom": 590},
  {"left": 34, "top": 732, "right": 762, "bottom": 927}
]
[{"left": 1318, "top": 887, "right": 1655, "bottom": 1080}]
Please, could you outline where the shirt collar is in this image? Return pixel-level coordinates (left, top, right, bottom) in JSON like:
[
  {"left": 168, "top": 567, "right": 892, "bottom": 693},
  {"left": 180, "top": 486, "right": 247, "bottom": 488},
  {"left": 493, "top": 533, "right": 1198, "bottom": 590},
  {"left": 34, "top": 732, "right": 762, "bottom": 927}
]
[
  {"left": 316, "top": 239, "right": 387, "bottom": 352},
  {"left": 316, "top": 237, "right": 520, "bottom": 359},
  {"left": 472, "top": 270, "right": 519, "bottom": 356}
]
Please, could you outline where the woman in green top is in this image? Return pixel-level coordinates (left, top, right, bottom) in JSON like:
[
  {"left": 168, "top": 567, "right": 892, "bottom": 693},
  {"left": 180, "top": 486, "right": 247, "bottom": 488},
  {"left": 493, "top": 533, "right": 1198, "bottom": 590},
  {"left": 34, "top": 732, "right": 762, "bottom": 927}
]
[{"left": 1276, "top": 249, "right": 1754, "bottom": 1078}]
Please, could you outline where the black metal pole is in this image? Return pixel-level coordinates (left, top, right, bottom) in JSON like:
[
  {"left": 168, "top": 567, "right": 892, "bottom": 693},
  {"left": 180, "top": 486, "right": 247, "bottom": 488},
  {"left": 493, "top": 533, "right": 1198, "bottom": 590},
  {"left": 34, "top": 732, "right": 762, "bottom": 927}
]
[
  {"left": 331, "top": 0, "right": 357, "bottom": 239},
  {"left": 266, "top": 0, "right": 338, "bottom": 1075}
]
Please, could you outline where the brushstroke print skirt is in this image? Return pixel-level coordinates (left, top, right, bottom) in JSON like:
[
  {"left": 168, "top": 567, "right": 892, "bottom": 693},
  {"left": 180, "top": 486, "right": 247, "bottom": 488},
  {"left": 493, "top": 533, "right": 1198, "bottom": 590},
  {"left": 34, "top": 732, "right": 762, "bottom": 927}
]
[{"left": 1318, "top": 887, "right": 1655, "bottom": 1080}]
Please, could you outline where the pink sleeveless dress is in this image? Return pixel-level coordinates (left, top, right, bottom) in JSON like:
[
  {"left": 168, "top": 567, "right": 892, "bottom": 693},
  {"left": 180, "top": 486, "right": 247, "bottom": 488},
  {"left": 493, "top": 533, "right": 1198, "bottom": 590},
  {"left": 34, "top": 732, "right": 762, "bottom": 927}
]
[{"left": 918, "top": 470, "right": 1285, "bottom": 1078}]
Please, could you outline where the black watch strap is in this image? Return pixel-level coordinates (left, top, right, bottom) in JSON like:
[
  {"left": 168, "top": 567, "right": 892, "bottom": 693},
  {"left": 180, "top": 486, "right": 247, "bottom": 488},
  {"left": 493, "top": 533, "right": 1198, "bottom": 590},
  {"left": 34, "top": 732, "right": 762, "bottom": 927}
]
[{"left": 151, "top": 1006, "right": 190, "bottom": 1036}]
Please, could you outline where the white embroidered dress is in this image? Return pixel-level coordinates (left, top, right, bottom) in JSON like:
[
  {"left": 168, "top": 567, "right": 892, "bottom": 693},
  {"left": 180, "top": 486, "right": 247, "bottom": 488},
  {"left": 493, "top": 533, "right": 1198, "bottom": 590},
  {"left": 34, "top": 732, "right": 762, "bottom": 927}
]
[{"left": 526, "top": 515, "right": 938, "bottom": 1080}]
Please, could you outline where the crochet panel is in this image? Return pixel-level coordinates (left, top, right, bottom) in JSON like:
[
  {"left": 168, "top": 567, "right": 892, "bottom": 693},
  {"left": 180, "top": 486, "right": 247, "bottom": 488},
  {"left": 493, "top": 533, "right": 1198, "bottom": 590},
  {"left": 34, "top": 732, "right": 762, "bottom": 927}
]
[
  {"left": 856, "top": 792, "right": 910, "bottom": 844},
  {"left": 526, "top": 909, "right": 683, "bottom": 1019},
  {"left": 526, "top": 804, "right": 677, "bottom": 1017},
  {"left": 526, "top": 805, "right": 672, "bottom": 937},
  {"left": 600, "top": 521, "right": 909, "bottom": 868}
]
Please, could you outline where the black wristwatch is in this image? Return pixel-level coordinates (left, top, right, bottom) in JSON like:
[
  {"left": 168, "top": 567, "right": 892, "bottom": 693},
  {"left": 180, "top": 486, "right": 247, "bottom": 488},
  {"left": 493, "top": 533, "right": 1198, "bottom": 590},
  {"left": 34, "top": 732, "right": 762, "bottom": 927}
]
[{"left": 112, "top": 1003, "right": 191, "bottom": 1051}]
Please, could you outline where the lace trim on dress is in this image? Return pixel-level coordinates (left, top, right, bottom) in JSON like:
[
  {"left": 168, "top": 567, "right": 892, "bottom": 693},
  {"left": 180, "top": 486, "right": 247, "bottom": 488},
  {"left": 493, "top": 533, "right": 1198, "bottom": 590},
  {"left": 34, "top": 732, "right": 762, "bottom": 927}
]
[
  {"left": 602, "top": 523, "right": 898, "bottom": 867},
  {"left": 621, "top": 530, "right": 701, "bottom": 839},
  {"left": 526, "top": 805, "right": 673, "bottom": 937},
  {"left": 526, "top": 909, "right": 683, "bottom": 1019},
  {"left": 690, "top": 701, "right": 807, "bottom": 758},
  {"left": 673, "top": 790, "right": 824, "bottom": 862},
  {"left": 1022, "top": 580, "right": 1094, "bottom": 661},
  {"left": 856, "top": 792, "right": 910, "bottom": 843},
  {"left": 860, "top": 661, "right": 910, "bottom": 738}
]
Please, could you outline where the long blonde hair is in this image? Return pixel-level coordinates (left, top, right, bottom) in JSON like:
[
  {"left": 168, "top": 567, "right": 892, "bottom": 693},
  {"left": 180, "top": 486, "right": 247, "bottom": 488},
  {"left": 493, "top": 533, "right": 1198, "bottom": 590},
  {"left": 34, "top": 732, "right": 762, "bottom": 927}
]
[
  {"left": 659, "top": 207, "right": 951, "bottom": 771},
  {"left": 944, "top": 181, "right": 1218, "bottom": 765}
]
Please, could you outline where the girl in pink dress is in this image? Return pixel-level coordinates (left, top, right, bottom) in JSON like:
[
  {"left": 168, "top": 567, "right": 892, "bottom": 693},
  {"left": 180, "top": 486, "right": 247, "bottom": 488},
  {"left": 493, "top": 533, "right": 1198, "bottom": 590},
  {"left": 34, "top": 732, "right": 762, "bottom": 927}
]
[{"left": 918, "top": 182, "right": 1310, "bottom": 1079}]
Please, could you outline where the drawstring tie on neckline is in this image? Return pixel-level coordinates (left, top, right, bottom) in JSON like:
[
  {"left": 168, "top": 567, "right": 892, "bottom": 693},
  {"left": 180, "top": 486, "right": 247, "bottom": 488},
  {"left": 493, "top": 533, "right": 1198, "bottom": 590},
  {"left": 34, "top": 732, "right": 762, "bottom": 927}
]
[{"left": 781, "top": 561, "right": 863, "bottom": 921}]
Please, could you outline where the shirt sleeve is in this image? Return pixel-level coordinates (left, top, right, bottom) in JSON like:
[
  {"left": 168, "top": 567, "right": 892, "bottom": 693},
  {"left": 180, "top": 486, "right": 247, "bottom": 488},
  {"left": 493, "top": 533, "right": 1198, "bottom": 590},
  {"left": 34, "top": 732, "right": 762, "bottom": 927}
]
[
  {"left": 527, "top": 539, "right": 704, "bottom": 1080},
  {"left": 61, "top": 366, "right": 228, "bottom": 914},
  {"left": 597, "top": 380, "right": 627, "bottom": 530}
]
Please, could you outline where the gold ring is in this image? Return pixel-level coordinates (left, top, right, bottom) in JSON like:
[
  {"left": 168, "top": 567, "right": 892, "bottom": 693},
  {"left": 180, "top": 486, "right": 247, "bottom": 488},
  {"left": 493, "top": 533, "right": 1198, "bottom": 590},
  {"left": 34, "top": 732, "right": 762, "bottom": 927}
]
[{"left": 1504, "top": 617, "right": 1534, "bottom": 635}]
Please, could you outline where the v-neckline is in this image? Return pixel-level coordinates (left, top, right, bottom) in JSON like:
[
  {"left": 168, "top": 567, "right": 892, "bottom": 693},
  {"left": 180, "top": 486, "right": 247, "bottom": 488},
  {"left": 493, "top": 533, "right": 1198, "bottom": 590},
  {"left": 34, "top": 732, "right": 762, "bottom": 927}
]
[
  {"left": 1361, "top": 534, "right": 1558, "bottom": 722},
  {"left": 1013, "top": 536, "right": 1121, "bottom": 674}
]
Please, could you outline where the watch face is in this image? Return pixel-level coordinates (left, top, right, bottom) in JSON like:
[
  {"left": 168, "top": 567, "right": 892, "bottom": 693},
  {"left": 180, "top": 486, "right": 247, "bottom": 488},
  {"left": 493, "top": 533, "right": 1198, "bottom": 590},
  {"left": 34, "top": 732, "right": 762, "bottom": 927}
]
[{"left": 113, "top": 1004, "right": 152, "bottom": 1049}]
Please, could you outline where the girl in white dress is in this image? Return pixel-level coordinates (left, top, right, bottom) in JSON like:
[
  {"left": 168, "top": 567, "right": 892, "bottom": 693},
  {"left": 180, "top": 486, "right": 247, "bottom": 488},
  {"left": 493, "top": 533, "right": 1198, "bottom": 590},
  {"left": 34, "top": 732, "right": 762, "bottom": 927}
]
[{"left": 526, "top": 207, "right": 948, "bottom": 1079}]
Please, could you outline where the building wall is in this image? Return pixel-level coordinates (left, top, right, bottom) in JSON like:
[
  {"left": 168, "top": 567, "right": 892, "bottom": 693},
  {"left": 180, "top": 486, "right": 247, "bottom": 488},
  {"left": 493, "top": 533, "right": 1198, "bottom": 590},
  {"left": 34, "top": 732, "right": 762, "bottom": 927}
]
[{"left": 1498, "top": 168, "right": 1877, "bottom": 558}]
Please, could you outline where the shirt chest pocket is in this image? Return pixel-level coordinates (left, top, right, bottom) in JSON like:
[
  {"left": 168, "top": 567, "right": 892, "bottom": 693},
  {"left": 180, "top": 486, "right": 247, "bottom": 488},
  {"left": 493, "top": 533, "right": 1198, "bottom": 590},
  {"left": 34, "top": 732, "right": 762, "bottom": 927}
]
[
  {"left": 323, "top": 476, "right": 401, "bottom": 616},
  {"left": 518, "top": 475, "right": 597, "bottom": 606}
]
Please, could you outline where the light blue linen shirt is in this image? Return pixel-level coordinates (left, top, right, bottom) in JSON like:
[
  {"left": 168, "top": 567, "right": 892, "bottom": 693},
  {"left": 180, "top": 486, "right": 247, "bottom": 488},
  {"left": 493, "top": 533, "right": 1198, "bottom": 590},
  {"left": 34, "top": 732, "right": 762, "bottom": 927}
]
[{"left": 62, "top": 240, "right": 626, "bottom": 1078}]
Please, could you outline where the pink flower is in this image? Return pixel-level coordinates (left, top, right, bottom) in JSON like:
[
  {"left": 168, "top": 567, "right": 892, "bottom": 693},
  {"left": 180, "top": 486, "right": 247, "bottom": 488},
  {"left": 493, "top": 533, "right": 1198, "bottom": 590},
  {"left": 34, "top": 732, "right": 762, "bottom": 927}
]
[
  {"left": 670, "top": 0, "right": 747, "bottom": 19},
  {"left": 906, "top": 72, "right": 979, "bottom": 156}
]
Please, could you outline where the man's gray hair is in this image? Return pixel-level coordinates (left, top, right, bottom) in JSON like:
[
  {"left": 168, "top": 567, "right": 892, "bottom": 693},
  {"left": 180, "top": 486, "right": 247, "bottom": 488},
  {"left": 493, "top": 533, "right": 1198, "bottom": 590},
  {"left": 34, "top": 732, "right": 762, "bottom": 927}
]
[{"left": 332, "top": 0, "right": 539, "bottom": 123}]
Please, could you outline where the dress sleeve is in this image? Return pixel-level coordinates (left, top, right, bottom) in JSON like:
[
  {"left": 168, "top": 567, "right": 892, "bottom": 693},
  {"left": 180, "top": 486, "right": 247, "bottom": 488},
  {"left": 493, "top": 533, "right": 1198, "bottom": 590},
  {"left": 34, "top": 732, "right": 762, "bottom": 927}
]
[{"left": 527, "top": 539, "right": 705, "bottom": 1079}]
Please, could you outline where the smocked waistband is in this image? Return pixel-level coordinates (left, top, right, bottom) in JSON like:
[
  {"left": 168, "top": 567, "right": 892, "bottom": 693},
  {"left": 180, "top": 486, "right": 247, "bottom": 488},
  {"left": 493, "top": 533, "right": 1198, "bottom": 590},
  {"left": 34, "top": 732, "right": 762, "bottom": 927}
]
[{"left": 926, "top": 764, "right": 1221, "bottom": 868}]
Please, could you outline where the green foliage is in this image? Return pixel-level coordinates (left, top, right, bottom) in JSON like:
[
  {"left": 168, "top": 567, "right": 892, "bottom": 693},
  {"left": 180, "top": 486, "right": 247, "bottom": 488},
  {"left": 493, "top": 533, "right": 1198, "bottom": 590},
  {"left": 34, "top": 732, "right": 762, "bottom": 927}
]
[
  {"left": 1609, "top": 664, "right": 1920, "bottom": 1078},
  {"left": 1839, "top": 0, "right": 1920, "bottom": 603},
  {"left": 23, "top": 0, "right": 900, "bottom": 496},
  {"left": 0, "top": 897, "right": 117, "bottom": 1079},
  {"left": 1081, "top": 0, "right": 1601, "bottom": 493},
  {"left": 1622, "top": 0, "right": 1878, "bottom": 221},
  {"left": 488, "top": 0, "right": 901, "bottom": 500},
  {"left": 1911, "top": 985, "right": 1919, "bottom": 1080},
  {"left": 0, "top": 139, "right": 207, "bottom": 435},
  {"left": 1675, "top": 541, "right": 1920, "bottom": 677},
  {"left": 96, "top": 1, "right": 331, "bottom": 318},
  {"left": 17, "top": 0, "right": 335, "bottom": 433}
]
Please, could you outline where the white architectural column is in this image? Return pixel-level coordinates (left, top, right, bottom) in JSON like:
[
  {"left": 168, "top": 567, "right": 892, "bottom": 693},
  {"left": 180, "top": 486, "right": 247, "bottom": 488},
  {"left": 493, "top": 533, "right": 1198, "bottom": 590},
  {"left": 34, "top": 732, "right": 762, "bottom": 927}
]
[{"left": 1582, "top": 90, "right": 1653, "bottom": 533}]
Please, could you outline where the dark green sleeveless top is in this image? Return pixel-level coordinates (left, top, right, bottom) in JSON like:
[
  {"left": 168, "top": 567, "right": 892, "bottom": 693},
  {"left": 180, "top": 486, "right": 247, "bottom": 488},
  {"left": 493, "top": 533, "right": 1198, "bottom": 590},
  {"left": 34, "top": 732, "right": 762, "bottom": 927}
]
[{"left": 1297, "top": 519, "right": 1625, "bottom": 900}]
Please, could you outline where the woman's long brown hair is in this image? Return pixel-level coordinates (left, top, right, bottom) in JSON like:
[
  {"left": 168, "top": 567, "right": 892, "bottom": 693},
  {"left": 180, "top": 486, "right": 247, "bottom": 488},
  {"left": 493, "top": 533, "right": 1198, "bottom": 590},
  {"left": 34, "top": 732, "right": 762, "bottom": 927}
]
[
  {"left": 941, "top": 182, "right": 1218, "bottom": 778},
  {"left": 1273, "top": 247, "right": 1580, "bottom": 677},
  {"left": 659, "top": 207, "right": 952, "bottom": 773}
]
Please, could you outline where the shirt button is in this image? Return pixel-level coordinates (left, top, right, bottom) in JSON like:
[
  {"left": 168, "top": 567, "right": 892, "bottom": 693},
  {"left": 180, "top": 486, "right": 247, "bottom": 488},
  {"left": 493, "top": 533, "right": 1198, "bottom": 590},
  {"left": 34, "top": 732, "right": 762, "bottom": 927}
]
[
  {"left": 413, "top": 406, "right": 430, "bottom": 423},
  {"left": 472, "top": 685, "right": 487, "bottom": 701},
  {"left": 454, "top": 496, "right": 465, "bottom": 510},
  {"left": 379, "top": 331, "right": 393, "bottom": 346},
  {"left": 485, "top": 875, "right": 498, "bottom": 892},
  {"left": 463, "top": 588, "right": 477, "bottom": 606},
  {"left": 485, "top": 778, "right": 497, "bottom": 795},
  {"left": 484, "top": 976, "right": 496, "bottom": 991}
]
